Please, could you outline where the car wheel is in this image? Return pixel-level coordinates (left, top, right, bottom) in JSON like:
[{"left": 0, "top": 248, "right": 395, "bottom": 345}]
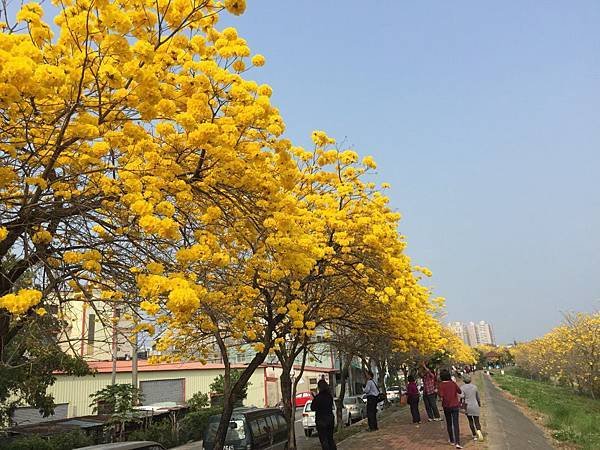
[{"left": 304, "top": 429, "right": 312, "bottom": 437}]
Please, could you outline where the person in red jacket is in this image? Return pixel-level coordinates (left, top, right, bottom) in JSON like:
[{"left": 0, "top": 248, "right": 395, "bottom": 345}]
[{"left": 438, "top": 369, "right": 463, "bottom": 449}]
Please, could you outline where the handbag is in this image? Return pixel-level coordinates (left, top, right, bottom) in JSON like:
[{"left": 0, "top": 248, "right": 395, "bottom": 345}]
[{"left": 373, "top": 381, "right": 386, "bottom": 402}]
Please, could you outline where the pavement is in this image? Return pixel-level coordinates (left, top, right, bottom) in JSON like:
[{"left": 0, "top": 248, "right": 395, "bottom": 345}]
[
  {"left": 337, "top": 404, "right": 478, "bottom": 450},
  {"left": 480, "top": 374, "right": 554, "bottom": 450}
]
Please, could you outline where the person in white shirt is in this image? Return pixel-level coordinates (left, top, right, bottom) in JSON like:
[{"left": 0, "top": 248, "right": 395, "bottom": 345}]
[{"left": 363, "top": 370, "right": 379, "bottom": 431}]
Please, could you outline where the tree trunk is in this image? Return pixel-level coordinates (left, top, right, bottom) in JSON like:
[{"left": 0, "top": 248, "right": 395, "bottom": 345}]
[
  {"left": 278, "top": 343, "right": 309, "bottom": 450},
  {"left": 290, "top": 348, "right": 308, "bottom": 447},
  {"left": 131, "top": 331, "right": 138, "bottom": 398},
  {"left": 280, "top": 365, "right": 295, "bottom": 448},
  {"left": 213, "top": 350, "right": 270, "bottom": 449},
  {"left": 111, "top": 308, "right": 117, "bottom": 385},
  {"left": 401, "top": 364, "right": 408, "bottom": 382},
  {"left": 376, "top": 359, "right": 386, "bottom": 396},
  {"left": 336, "top": 352, "right": 352, "bottom": 430}
]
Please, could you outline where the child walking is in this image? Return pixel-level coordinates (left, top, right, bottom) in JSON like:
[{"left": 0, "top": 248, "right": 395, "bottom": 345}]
[
  {"left": 461, "top": 375, "right": 484, "bottom": 441},
  {"left": 406, "top": 375, "right": 421, "bottom": 423}
]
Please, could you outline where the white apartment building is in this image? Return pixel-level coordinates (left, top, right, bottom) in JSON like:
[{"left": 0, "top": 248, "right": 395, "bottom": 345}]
[
  {"left": 448, "top": 320, "right": 496, "bottom": 346},
  {"left": 476, "top": 321, "right": 495, "bottom": 345},
  {"left": 465, "top": 322, "right": 478, "bottom": 346}
]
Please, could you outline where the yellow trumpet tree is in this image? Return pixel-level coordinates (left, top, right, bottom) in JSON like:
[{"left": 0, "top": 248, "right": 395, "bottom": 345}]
[
  {"left": 0, "top": 0, "right": 308, "bottom": 437},
  {"left": 0, "top": 0, "right": 461, "bottom": 444},
  {"left": 513, "top": 312, "right": 599, "bottom": 398}
]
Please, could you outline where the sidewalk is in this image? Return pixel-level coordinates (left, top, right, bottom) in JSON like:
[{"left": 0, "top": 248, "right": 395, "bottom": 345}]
[{"left": 338, "top": 404, "right": 481, "bottom": 450}]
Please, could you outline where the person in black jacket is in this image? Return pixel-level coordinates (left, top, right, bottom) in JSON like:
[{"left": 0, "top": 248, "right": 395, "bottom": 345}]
[{"left": 310, "top": 379, "right": 337, "bottom": 450}]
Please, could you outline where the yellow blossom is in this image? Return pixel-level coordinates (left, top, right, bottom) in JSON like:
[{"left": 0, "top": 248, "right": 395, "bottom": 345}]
[
  {"left": 251, "top": 54, "right": 266, "bottom": 67},
  {"left": 32, "top": 230, "right": 52, "bottom": 245},
  {"left": 0, "top": 289, "right": 42, "bottom": 315}
]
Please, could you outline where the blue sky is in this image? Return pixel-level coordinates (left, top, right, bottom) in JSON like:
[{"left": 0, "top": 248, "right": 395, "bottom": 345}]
[
  {"left": 7, "top": 1, "right": 599, "bottom": 343},
  {"left": 222, "top": 1, "right": 600, "bottom": 343}
]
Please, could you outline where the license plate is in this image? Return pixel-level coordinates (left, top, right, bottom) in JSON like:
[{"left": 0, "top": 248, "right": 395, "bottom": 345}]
[{"left": 224, "top": 446, "right": 234, "bottom": 450}]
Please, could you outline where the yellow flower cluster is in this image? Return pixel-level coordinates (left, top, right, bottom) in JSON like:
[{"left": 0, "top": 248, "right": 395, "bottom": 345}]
[
  {"left": 0, "top": 0, "right": 454, "bottom": 377},
  {"left": 513, "top": 312, "right": 599, "bottom": 397},
  {"left": 32, "top": 229, "right": 52, "bottom": 245},
  {"left": 0, "top": 289, "right": 42, "bottom": 315}
]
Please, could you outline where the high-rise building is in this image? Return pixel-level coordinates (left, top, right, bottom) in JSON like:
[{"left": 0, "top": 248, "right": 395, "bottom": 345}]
[
  {"left": 447, "top": 320, "right": 496, "bottom": 346},
  {"left": 476, "top": 321, "right": 495, "bottom": 345},
  {"left": 448, "top": 321, "right": 468, "bottom": 344},
  {"left": 465, "top": 322, "right": 478, "bottom": 346}
]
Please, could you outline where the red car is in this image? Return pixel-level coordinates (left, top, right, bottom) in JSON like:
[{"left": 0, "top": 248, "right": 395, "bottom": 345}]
[{"left": 294, "top": 391, "right": 314, "bottom": 408}]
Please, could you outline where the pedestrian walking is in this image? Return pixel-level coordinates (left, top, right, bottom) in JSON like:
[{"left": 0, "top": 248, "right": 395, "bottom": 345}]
[
  {"left": 363, "top": 370, "right": 379, "bottom": 431},
  {"left": 419, "top": 361, "right": 442, "bottom": 421},
  {"left": 461, "top": 375, "right": 484, "bottom": 441},
  {"left": 438, "top": 368, "right": 463, "bottom": 449},
  {"left": 406, "top": 375, "right": 421, "bottom": 423},
  {"left": 311, "top": 379, "right": 337, "bottom": 450}
]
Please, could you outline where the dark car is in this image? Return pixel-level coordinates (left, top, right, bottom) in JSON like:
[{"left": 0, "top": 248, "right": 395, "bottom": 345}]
[
  {"left": 76, "top": 442, "right": 165, "bottom": 450},
  {"left": 202, "top": 407, "right": 288, "bottom": 450}
]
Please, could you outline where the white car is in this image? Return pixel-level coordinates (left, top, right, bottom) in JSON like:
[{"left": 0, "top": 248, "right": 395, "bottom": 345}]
[
  {"left": 386, "top": 386, "right": 401, "bottom": 402},
  {"left": 342, "top": 396, "right": 367, "bottom": 422},
  {"left": 302, "top": 399, "right": 349, "bottom": 437}
]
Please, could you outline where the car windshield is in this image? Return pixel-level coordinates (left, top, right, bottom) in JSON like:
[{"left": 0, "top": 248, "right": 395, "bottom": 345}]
[
  {"left": 343, "top": 397, "right": 356, "bottom": 405},
  {"left": 388, "top": 386, "right": 400, "bottom": 392},
  {"left": 205, "top": 415, "right": 246, "bottom": 443}
]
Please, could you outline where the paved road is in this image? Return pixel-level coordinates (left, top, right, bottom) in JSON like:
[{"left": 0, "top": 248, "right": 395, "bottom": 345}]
[
  {"left": 294, "top": 407, "right": 323, "bottom": 450},
  {"left": 481, "top": 374, "right": 554, "bottom": 450}
]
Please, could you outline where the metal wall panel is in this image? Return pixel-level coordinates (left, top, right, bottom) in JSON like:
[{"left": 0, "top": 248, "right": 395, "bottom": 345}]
[
  {"left": 46, "top": 369, "right": 266, "bottom": 417},
  {"left": 140, "top": 378, "right": 185, "bottom": 405},
  {"left": 11, "top": 403, "right": 68, "bottom": 425}
]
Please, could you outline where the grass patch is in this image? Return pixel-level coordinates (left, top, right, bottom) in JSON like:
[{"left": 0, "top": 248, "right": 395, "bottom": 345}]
[{"left": 493, "top": 371, "right": 600, "bottom": 450}]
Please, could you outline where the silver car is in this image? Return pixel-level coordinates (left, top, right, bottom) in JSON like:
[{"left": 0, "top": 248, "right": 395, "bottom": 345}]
[{"left": 342, "top": 396, "right": 366, "bottom": 422}]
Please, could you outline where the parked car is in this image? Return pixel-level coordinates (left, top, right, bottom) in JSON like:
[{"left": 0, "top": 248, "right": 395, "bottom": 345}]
[
  {"left": 386, "top": 386, "right": 401, "bottom": 402},
  {"left": 294, "top": 391, "right": 314, "bottom": 408},
  {"left": 76, "top": 442, "right": 165, "bottom": 450},
  {"left": 361, "top": 394, "right": 385, "bottom": 413},
  {"left": 202, "top": 407, "right": 288, "bottom": 450},
  {"left": 342, "top": 396, "right": 366, "bottom": 422},
  {"left": 302, "top": 399, "right": 349, "bottom": 437}
]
